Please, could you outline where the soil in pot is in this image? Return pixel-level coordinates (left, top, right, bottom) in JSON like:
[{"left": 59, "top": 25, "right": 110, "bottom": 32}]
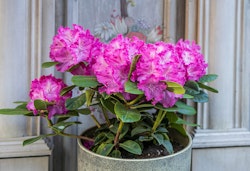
[{"left": 80, "top": 124, "right": 186, "bottom": 159}]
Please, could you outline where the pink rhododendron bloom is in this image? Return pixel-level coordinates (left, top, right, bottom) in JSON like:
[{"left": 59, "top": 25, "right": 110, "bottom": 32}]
[
  {"left": 27, "top": 75, "right": 72, "bottom": 119},
  {"left": 93, "top": 35, "right": 145, "bottom": 94},
  {"left": 175, "top": 39, "right": 208, "bottom": 81},
  {"left": 50, "top": 24, "right": 101, "bottom": 75},
  {"left": 133, "top": 42, "right": 186, "bottom": 108}
]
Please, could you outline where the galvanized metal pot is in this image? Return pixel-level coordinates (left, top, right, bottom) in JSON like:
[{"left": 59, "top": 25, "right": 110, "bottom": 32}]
[{"left": 77, "top": 128, "right": 192, "bottom": 171}]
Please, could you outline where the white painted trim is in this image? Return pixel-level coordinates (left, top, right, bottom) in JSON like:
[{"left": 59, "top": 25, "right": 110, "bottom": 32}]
[
  {"left": 0, "top": 137, "right": 51, "bottom": 158},
  {"left": 192, "top": 129, "right": 250, "bottom": 148}
]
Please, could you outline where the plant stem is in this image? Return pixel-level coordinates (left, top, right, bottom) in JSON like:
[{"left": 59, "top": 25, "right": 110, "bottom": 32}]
[
  {"left": 45, "top": 116, "right": 95, "bottom": 142},
  {"left": 127, "top": 94, "right": 143, "bottom": 106},
  {"left": 151, "top": 110, "right": 167, "bottom": 132},
  {"left": 101, "top": 106, "right": 111, "bottom": 126},
  {"left": 60, "top": 132, "right": 95, "bottom": 142},
  {"left": 114, "top": 121, "right": 124, "bottom": 146},
  {"left": 90, "top": 113, "right": 101, "bottom": 128}
]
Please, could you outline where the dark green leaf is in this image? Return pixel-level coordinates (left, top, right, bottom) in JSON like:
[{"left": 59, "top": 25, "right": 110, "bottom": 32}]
[
  {"left": 71, "top": 75, "right": 99, "bottom": 88},
  {"left": 0, "top": 108, "right": 33, "bottom": 115},
  {"left": 53, "top": 121, "right": 81, "bottom": 131},
  {"left": 15, "top": 103, "right": 28, "bottom": 110},
  {"left": 110, "top": 150, "right": 122, "bottom": 158},
  {"left": 125, "top": 81, "right": 144, "bottom": 95},
  {"left": 23, "top": 134, "right": 55, "bottom": 146},
  {"left": 94, "top": 132, "right": 107, "bottom": 145},
  {"left": 77, "top": 108, "right": 91, "bottom": 115},
  {"left": 119, "top": 140, "right": 142, "bottom": 155},
  {"left": 60, "top": 85, "right": 76, "bottom": 96},
  {"left": 42, "top": 62, "right": 59, "bottom": 68},
  {"left": 109, "top": 123, "right": 129, "bottom": 139},
  {"left": 184, "top": 81, "right": 200, "bottom": 95},
  {"left": 14, "top": 101, "right": 28, "bottom": 104},
  {"left": 199, "top": 74, "right": 218, "bottom": 83},
  {"left": 170, "top": 123, "right": 187, "bottom": 136},
  {"left": 156, "top": 127, "right": 168, "bottom": 133},
  {"left": 96, "top": 143, "right": 114, "bottom": 156},
  {"left": 34, "top": 99, "right": 48, "bottom": 110},
  {"left": 166, "top": 112, "right": 178, "bottom": 123},
  {"left": 198, "top": 82, "right": 218, "bottom": 93},
  {"left": 138, "top": 135, "right": 154, "bottom": 142},
  {"left": 66, "top": 93, "right": 86, "bottom": 110},
  {"left": 193, "top": 90, "right": 209, "bottom": 103},
  {"left": 152, "top": 133, "right": 173, "bottom": 154},
  {"left": 176, "top": 117, "right": 199, "bottom": 127},
  {"left": 155, "top": 104, "right": 178, "bottom": 113},
  {"left": 131, "top": 126, "right": 151, "bottom": 137},
  {"left": 183, "top": 94, "right": 194, "bottom": 99},
  {"left": 175, "top": 101, "right": 196, "bottom": 115},
  {"left": 114, "top": 102, "right": 141, "bottom": 123},
  {"left": 100, "top": 97, "right": 115, "bottom": 114}
]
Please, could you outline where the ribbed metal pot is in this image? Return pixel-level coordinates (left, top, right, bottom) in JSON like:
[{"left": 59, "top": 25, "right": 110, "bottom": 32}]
[{"left": 77, "top": 130, "right": 192, "bottom": 171}]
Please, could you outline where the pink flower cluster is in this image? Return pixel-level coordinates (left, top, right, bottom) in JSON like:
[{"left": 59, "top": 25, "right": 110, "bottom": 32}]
[
  {"left": 27, "top": 75, "right": 72, "bottom": 118},
  {"left": 133, "top": 42, "right": 186, "bottom": 107},
  {"left": 93, "top": 35, "right": 144, "bottom": 94},
  {"left": 175, "top": 39, "right": 208, "bottom": 81},
  {"left": 48, "top": 24, "right": 207, "bottom": 108},
  {"left": 50, "top": 24, "right": 101, "bottom": 75}
]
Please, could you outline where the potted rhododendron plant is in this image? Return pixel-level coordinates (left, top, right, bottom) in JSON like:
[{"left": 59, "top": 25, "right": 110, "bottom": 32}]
[{"left": 0, "top": 24, "right": 218, "bottom": 171}]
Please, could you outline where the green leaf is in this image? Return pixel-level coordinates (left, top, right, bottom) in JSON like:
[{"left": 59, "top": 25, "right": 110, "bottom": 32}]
[
  {"left": 23, "top": 134, "right": 55, "bottom": 146},
  {"left": 199, "top": 74, "right": 218, "bottom": 83},
  {"left": 175, "top": 101, "right": 196, "bottom": 115},
  {"left": 183, "top": 94, "right": 194, "bottom": 99},
  {"left": 155, "top": 105, "right": 179, "bottom": 113},
  {"left": 85, "top": 89, "right": 95, "bottom": 106},
  {"left": 96, "top": 143, "right": 114, "bottom": 156},
  {"left": 110, "top": 150, "right": 122, "bottom": 158},
  {"left": 100, "top": 98, "right": 115, "bottom": 114},
  {"left": 176, "top": 117, "right": 199, "bottom": 127},
  {"left": 128, "top": 55, "right": 141, "bottom": 79},
  {"left": 198, "top": 82, "right": 218, "bottom": 93},
  {"left": 60, "top": 85, "right": 76, "bottom": 96},
  {"left": 156, "top": 127, "right": 168, "bottom": 133},
  {"left": 109, "top": 123, "right": 129, "bottom": 139},
  {"left": 152, "top": 133, "right": 173, "bottom": 154},
  {"left": 138, "top": 135, "right": 154, "bottom": 142},
  {"left": 55, "top": 110, "right": 79, "bottom": 118},
  {"left": 165, "top": 81, "right": 185, "bottom": 95},
  {"left": 166, "top": 112, "right": 178, "bottom": 123},
  {"left": 34, "top": 99, "right": 48, "bottom": 110},
  {"left": 15, "top": 103, "right": 28, "bottom": 110},
  {"left": 53, "top": 121, "right": 81, "bottom": 131},
  {"left": 131, "top": 126, "right": 151, "bottom": 137},
  {"left": 94, "top": 132, "right": 107, "bottom": 145},
  {"left": 170, "top": 123, "right": 187, "bottom": 136},
  {"left": 77, "top": 108, "right": 91, "bottom": 115},
  {"left": 14, "top": 101, "right": 28, "bottom": 104},
  {"left": 71, "top": 75, "right": 99, "bottom": 88},
  {"left": 114, "top": 102, "right": 141, "bottom": 123},
  {"left": 184, "top": 81, "right": 200, "bottom": 95},
  {"left": 193, "top": 90, "right": 209, "bottom": 103},
  {"left": 0, "top": 108, "right": 33, "bottom": 115},
  {"left": 125, "top": 81, "right": 144, "bottom": 95},
  {"left": 66, "top": 93, "right": 86, "bottom": 110},
  {"left": 119, "top": 140, "right": 142, "bottom": 155},
  {"left": 42, "top": 62, "right": 59, "bottom": 68}
]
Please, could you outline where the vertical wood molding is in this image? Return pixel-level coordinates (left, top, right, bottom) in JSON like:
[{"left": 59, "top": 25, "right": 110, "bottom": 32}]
[
  {"left": 26, "top": 0, "right": 43, "bottom": 137},
  {"left": 184, "top": 0, "right": 250, "bottom": 148}
]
